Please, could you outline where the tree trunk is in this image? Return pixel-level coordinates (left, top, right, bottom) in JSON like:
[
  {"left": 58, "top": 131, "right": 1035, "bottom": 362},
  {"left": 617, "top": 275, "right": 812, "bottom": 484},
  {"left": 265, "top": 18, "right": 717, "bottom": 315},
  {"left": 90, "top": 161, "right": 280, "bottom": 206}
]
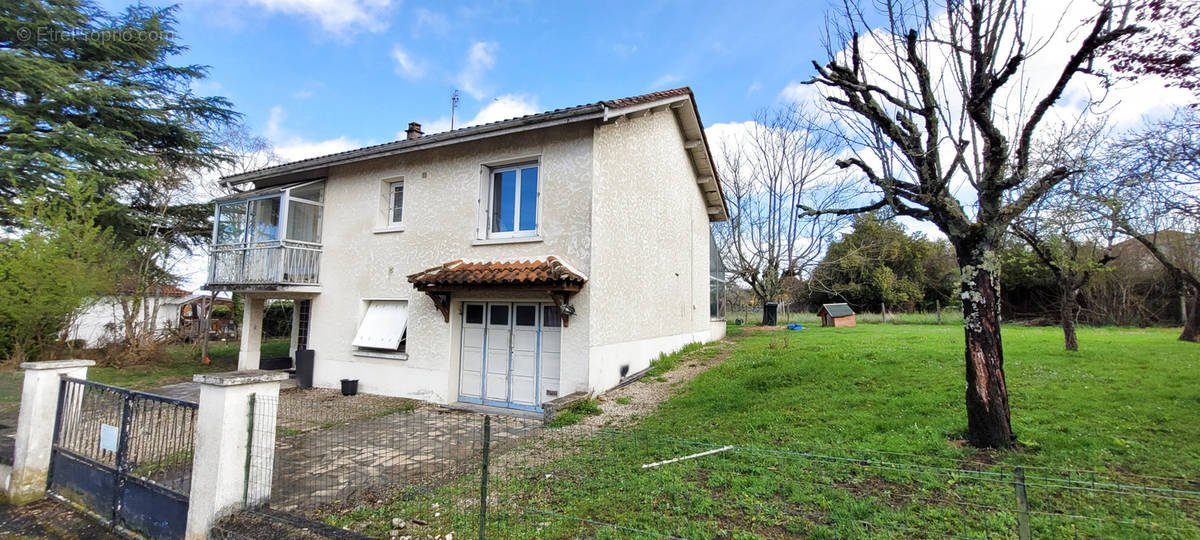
[
  {"left": 1181, "top": 293, "right": 1199, "bottom": 342},
  {"left": 958, "top": 249, "right": 1015, "bottom": 449},
  {"left": 1061, "top": 286, "right": 1079, "bottom": 352}
]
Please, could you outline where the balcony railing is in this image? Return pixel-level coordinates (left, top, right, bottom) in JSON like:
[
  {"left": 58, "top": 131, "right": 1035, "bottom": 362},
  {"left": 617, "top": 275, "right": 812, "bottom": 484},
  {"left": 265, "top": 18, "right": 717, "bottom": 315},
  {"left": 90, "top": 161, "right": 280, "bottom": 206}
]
[{"left": 207, "top": 241, "right": 322, "bottom": 287}]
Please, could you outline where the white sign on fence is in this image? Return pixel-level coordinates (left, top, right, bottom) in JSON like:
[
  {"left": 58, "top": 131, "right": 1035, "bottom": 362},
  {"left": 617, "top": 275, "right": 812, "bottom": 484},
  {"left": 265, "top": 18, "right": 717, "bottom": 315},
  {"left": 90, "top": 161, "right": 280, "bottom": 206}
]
[{"left": 99, "top": 423, "right": 119, "bottom": 452}]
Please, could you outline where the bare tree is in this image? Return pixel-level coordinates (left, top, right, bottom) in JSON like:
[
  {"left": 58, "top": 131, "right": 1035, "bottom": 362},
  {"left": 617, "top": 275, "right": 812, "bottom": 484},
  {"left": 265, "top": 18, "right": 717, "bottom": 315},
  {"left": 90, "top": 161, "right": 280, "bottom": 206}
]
[
  {"left": 114, "top": 123, "right": 279, "bottom": 362},
  {"left": 1100, "top": 108, "right": 1200, "bottom": 341},
  {"left": 1011, "top": 121, "right": 1118, "bottom": 351},
  {"left": 713, "top": 105, "right": 848, "bottom": 318},
  {"left": 1011, "top": 207, "right": 1117, "bottom": 351},
  {"left": 805, "top": 1, "right": 1140, "bottom": 447}
]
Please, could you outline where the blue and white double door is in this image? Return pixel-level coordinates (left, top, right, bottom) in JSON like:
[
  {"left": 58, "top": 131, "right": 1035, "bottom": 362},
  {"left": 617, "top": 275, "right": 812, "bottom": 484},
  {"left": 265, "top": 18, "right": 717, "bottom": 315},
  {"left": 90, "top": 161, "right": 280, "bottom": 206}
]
[{"left": 459, "top": 302, "right": 561, "bottom": 411}]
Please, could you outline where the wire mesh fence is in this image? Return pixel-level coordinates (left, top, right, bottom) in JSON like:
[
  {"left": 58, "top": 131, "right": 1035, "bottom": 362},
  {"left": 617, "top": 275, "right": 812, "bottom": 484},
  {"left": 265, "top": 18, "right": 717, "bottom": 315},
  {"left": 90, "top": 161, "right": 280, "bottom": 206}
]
[
  {"left": 245, "top": 389, "right": 542, "bottom": 517},
  {"left": 239, "top": 389, "right": 1200, "bottom": 539}
]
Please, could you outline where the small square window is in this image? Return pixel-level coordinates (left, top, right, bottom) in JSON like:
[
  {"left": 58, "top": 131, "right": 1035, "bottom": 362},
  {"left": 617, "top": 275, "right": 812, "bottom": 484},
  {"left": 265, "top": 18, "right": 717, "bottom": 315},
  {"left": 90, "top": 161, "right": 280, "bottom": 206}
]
[
  {"left": 465, "top": 304, "right": 484, "bottom": 325},
  {"left": 489, "top": 305, "right": 509, "bottom": 326},
  {"left": 515, "top": 305, "right": 537, "bottom": 326},
  {"left": 542, "top": 306, "right": 562, "bottom": 328}
]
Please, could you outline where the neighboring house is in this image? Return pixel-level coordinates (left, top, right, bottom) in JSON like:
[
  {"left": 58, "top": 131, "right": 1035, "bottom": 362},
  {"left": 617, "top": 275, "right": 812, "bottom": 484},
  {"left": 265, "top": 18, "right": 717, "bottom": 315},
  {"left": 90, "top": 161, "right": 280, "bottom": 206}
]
[
  {"left": 69, "top": 286, "right": 192, "bottom": 346},
  {"left": 204, "top": 87, "right": 729, "bottom": 411},
  {"left": 818, "top": 303, "right": 856, "bottom": 327},
  {"left": 176, "top": 295, "right": 237, "bottom": 341}
]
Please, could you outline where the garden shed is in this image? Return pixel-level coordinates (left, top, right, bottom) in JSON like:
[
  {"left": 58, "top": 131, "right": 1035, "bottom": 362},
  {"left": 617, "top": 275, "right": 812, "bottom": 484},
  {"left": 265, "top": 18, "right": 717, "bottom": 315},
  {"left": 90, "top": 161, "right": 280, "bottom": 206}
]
[{"left": 818, "top": 303, "right": 856, "bottom": 327}]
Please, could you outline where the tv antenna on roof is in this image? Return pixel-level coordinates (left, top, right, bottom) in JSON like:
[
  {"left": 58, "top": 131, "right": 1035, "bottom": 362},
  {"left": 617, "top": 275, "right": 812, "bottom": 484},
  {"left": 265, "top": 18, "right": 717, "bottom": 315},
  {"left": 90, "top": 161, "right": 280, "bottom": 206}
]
[{"left": 450, "top": 89, "right": 460, "bottom": 130}]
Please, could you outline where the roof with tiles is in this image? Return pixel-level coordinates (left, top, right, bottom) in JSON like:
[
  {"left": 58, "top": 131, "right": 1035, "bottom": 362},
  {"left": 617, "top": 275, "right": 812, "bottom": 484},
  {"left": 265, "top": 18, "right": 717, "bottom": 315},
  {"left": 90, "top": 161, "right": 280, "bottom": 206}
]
[
  {"left": 600, "top": 87, "right": 692, "bottom": 109},
  {"left": 820, "top": 303, "right": 855, "bottom": 318},
  {"left": 407, "top": 257, "right": 587, "bottom": 290},
  {"left": 221, "top": 87, "right": 696, "bottom": 186}
]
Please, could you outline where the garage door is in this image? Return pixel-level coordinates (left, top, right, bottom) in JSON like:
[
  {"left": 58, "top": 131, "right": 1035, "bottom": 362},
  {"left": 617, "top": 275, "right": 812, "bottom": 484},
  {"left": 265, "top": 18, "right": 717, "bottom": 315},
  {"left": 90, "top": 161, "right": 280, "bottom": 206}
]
[{"left": 458, "top": 302, "right": 562, "bottom": 411}]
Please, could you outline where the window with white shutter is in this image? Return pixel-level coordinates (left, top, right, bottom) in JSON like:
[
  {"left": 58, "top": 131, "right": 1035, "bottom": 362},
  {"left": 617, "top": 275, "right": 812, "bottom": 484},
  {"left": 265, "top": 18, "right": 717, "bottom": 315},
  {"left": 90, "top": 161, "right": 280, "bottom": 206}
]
[{"left": 353, "top": 300, "right": 408, "bottom": 351}]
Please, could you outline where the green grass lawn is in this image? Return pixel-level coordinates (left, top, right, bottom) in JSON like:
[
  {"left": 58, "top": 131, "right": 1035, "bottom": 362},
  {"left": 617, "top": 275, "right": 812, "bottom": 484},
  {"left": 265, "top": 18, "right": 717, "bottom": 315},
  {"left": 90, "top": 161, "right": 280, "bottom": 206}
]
[
  {"left": 330, "top": 324, "right": 1200, "bottom": 539},
  {"left": 0, "top": 339, "right": 290, "bottom": 415}
]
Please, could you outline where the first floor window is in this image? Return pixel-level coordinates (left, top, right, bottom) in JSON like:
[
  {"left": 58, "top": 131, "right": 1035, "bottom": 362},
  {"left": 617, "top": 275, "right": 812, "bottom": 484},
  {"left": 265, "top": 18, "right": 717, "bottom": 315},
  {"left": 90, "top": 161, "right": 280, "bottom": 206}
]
[
  {"left": 487, "top": 163, "right": 538, "bottom": 237},
  {"left": 353, "top": 300, "right": 408, "bottom": 352},
  {"left": 389, "top": 181, "right": 404, "bottom": 226}
]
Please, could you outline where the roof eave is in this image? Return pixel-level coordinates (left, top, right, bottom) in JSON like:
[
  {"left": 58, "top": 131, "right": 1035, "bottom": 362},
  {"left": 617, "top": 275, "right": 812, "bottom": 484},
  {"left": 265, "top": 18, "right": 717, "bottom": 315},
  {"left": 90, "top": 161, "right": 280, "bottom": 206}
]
[
  {"left": 602, "top": 92, "right": 729, "bottom": 223},
  {"left": 221, "top": 105, "right": 605, "bottom": 188}
]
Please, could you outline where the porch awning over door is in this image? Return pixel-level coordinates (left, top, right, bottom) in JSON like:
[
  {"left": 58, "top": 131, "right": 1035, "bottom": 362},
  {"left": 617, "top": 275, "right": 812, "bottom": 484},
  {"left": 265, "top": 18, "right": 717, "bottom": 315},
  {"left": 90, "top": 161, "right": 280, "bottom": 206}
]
[{"left": 406, "top": 256, "right": 586, "bottom": 324}]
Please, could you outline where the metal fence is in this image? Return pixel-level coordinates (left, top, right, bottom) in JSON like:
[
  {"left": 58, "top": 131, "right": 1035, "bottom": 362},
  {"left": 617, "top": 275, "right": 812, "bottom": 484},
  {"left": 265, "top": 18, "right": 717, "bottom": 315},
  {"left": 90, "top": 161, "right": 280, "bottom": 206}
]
[
  {"left": 476, "top": 432, "right": 1200, "bottom": 539},
  {"left": 49, "top": 378, "right": 198, "bottom": 539},
  {"left": 234, "top": 390, "right": 1200, "bottom": 539},
  {"left": 244, "top": 389, "right": 541, "bottom": 516}
]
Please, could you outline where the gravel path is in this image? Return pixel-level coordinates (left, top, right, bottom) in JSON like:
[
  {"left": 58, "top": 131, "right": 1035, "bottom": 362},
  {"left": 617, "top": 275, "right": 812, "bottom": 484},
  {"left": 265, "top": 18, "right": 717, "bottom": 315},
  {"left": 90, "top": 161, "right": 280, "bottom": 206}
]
[{"left": 580, "top": 338, "right": 735, "bottom": 429}]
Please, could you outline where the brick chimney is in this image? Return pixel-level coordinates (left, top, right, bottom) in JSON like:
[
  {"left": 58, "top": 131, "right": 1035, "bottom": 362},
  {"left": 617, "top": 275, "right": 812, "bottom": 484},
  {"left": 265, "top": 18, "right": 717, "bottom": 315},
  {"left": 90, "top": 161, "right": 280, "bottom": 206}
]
[{"left": 405, "top": 122, "right": 423, "bottom": 140}]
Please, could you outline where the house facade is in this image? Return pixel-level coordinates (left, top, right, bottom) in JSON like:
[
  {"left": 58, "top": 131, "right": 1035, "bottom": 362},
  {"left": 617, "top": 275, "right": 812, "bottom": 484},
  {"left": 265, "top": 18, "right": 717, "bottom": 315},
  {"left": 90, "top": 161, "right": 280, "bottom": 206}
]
[
  {"left": 205, "top": 88, "right": 728, "bottom": 411},
  {"left": 69, "top": 286, "right": 193, "bottom": 346}
]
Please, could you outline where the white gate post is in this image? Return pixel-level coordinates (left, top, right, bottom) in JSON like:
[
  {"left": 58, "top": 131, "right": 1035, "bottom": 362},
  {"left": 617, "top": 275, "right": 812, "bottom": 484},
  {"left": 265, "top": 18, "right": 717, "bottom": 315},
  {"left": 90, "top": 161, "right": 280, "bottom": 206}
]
[
  {"left": 238, "top": 295, "right": 265, "bottom": 370},
  {"left": 6, "top": 359, "right": 94, "bottom": 505},
  {"left": 184, "top": 370, "right": 286, "bottom": 540}
]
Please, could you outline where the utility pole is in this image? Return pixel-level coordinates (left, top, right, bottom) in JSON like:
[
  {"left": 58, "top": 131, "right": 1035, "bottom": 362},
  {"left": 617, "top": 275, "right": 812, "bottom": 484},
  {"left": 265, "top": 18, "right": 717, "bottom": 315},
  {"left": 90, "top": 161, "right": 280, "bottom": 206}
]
[{"left": 451, "top": 89, "right": 460, "bottom": 130}]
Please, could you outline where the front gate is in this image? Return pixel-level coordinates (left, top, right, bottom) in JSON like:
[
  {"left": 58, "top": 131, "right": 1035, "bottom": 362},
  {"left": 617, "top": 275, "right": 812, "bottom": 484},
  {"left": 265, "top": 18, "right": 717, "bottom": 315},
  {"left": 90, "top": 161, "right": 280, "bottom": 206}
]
[{"left": 47, "top": 377, "right": 198, "bottom": 539}]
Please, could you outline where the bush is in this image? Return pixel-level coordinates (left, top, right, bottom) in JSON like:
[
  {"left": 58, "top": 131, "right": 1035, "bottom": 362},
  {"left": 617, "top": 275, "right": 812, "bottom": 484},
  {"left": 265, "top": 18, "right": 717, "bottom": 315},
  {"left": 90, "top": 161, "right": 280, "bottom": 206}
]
[
  {"left": 548, "top": 397, "right": 603, "bottom": 427},
  {"left": 262, "top": 301, "right": 293, "bottom": 338},
  {"left": 210, "top": 305, "right": 232, "bottom": 319}
]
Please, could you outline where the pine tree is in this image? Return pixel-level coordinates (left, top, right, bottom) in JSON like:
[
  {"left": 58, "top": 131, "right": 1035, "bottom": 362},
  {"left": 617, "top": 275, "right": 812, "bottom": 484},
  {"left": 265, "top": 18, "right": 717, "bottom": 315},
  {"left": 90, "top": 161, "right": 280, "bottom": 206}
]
[{"left": 0, "top": 0, "right": 236, "bottom": 227}]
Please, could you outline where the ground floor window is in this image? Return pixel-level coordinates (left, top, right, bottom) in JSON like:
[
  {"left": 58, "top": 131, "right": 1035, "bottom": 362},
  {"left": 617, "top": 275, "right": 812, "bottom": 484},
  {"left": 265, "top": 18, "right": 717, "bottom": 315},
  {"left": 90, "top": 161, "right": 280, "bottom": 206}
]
[
  {"left": 353, "top": 300, "right": 408, "bottom": 352},
  {"left": 710, "top": 278, "right": 726, "bottom": 320}
]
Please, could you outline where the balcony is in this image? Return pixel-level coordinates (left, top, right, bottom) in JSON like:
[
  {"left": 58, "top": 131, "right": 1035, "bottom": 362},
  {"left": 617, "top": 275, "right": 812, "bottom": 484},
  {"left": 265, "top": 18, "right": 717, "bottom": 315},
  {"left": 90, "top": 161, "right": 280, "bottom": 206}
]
[
  {"left": 205, "top": 180, "right": 325, "bottom": 290},
  {"left": 208, "top": 241, "right": 322, "bottom": 287}
]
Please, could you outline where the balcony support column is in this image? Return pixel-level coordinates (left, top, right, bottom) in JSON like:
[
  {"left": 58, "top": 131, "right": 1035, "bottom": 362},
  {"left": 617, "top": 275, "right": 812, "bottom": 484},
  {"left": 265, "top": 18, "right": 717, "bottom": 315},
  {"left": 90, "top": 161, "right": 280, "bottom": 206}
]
[{"left": 238, "top": 295, "right": 265, "bottom": 370}]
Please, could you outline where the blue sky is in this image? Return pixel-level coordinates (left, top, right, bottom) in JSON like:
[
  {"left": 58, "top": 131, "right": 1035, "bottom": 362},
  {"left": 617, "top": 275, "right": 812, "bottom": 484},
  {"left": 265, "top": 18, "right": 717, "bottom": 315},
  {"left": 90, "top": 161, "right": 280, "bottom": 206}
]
[
  {"left": 106, "top": 0, "right": 832, "bottom": 158},
  {"left": 101, "top": 0, "right": 1189, "bottom": 289}
]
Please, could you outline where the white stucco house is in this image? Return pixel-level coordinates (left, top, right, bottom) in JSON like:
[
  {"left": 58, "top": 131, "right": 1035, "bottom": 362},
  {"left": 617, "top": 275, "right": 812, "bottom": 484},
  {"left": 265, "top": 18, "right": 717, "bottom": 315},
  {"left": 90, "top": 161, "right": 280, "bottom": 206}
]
[
  {"left": 204, "top": 87, "right": 728, "bottom": 412},
  {"left": 69, "top": 286, "right": 191, "bottom": 346}
]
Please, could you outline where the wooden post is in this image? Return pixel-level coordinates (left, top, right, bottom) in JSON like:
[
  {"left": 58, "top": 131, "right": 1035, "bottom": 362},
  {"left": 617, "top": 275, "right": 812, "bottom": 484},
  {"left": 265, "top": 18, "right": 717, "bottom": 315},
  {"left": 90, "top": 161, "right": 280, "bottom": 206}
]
[
  {"left": 1014, "top": 467, "right": 1031, "bottom": 540},
  {"left": 936, "top": 299, "right": 942, "bottom": 325}
]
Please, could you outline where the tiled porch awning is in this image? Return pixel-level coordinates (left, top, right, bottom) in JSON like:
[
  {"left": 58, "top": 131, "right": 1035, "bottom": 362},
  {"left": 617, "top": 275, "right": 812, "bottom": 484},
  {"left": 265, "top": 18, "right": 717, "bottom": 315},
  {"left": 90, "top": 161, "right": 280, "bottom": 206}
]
[
  {"left": 407, "top": 257, "right": 586, "bottom": 291},
  {"left": 407, "top": 257, "right": 586, "bottom": 324}
]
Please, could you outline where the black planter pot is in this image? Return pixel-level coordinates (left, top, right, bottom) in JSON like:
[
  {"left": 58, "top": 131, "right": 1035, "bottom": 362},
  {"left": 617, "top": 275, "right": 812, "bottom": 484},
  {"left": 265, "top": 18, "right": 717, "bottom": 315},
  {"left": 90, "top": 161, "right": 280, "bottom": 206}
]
[
  {"left": 340, "top": 379, "right": 359, "bottom": 396},
  {"left": 295, "top": 349, "right": 314, "bottom": 389},
  {"left": 259, "top": 356, "right": 292, "bottom": 371}
]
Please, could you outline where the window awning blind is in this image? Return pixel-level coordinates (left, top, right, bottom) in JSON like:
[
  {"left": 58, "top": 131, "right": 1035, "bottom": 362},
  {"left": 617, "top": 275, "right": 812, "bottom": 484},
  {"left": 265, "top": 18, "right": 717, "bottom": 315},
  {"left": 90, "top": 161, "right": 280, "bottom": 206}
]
[{"left": 352, "top": 301, "right": 408, "bottom": 349}]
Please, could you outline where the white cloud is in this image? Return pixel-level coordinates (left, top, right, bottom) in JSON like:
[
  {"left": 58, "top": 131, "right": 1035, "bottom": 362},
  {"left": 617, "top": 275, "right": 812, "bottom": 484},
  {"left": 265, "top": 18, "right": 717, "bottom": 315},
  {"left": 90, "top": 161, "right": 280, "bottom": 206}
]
[
  {"left": 612, "top": 43, "right": 638, "bottom": 56},
  {"left": 779, "top": 81, "right": 820, "bottom": 106},
  {"left": 412, "top": 7, "right": 449, "bottom": 36},
  {"left": 246, "top": 0, "right": 394, "bottom": 34},
  {"left": 457, "top": 41, "right": 498, "bottom": 99},
  {"left": 265, "top": 105, "right": 360, "bottom": 162},
  {"left": 407, "top": 94, "right": 541, "bottom": 138},
  {"left": 467, "top": 95, "right": 540, "bottom": 126},
  {"left": 650, "top": 73, "right": 682, "bottom": 90},
  {"left": 391, "top": 45, "right": 423, "bottom": 78}
]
